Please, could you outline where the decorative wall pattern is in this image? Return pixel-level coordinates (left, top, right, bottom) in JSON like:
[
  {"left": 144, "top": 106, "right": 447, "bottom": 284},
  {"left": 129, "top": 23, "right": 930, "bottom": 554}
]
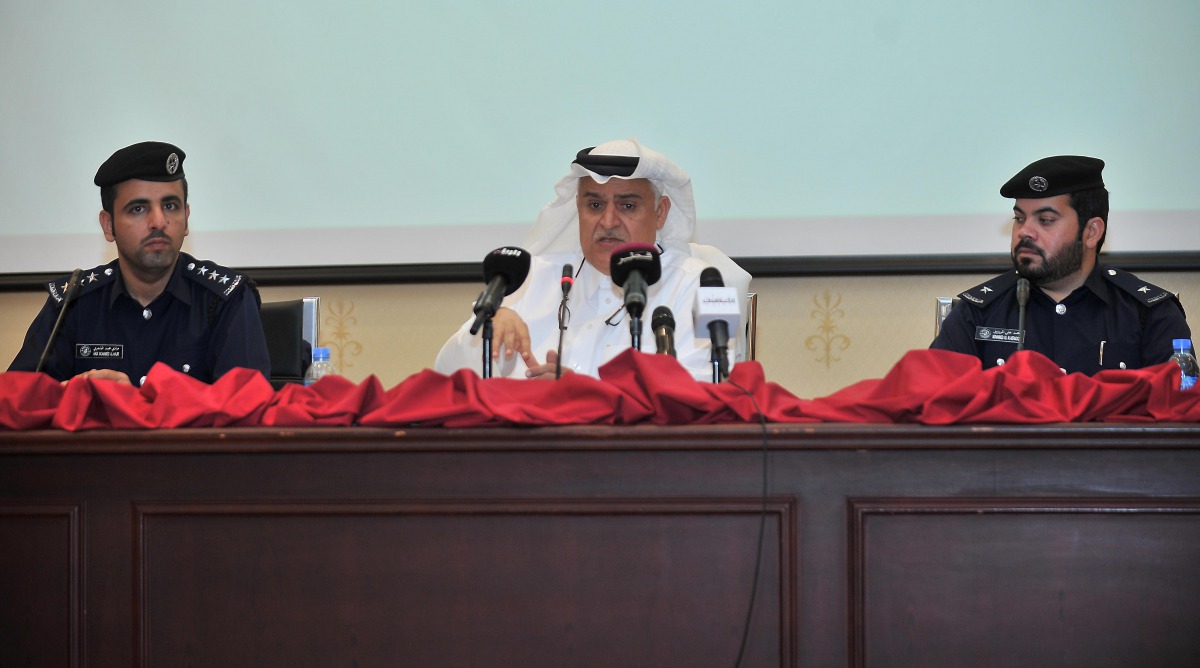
[
  {"left": 805, "top": 289, "right": 851, "bottom": 369},
  {"left": 322, "top": 298, "right": 363, "bottom": 372},
  {"left": 4, "top": 271, "right": 1196, "bottom": 398}
]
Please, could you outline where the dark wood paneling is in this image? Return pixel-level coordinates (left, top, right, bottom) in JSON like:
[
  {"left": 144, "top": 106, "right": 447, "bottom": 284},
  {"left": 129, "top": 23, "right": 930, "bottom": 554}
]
[
  {"left": 850, "top": 499, "right": 1200, "bottom": 668},
  {"left": 0, "top": 503, "right": 81, "bottom": 668},
  {"left": 133, "top": 500, "right": 794, "bottom": 668},
  {"left": 3, "top": 424, "right": 1200, "bottom": 667}
]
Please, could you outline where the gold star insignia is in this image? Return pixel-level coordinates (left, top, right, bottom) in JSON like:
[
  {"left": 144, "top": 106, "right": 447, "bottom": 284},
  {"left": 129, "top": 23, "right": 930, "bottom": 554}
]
[{"left": 87, "top": 272, "right": 98, "bottom": 283}]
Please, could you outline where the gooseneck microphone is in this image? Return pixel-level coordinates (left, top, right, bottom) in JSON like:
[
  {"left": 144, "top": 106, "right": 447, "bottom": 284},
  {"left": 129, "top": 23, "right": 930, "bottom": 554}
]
[
  {"left": 1016, "top": 277, "right": 1031, "bottom": 352},
  {"left": 470, "top": 247, "right": 531, "bottom": 378},
  {"left": 693, "top": 267, "right": 741, "bottom": 382},
  {"left": 470, "top": 247, "right": 532, "bottom": 335},
  {"left": 609, "top": 243, "right": 662, "bottom": 351},
  {"left": 556, "top": 263, "right": 573, "bottom": 379},
  {"left": 560, "top": 263, "right": 574, "bottom": 297},
  {"left": 35, "top": 268, "right": 85, "bottom": 375},
  {"left": 652, "top": 305, "right": 676, "bottom": 357}
]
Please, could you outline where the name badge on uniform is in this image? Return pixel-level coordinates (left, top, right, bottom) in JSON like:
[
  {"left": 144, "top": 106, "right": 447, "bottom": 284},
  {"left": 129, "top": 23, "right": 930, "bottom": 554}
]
[
  {"left": 974, "top": 327, "right": 1021, "bottom": 344},
  {"left": 76, "top": 344, "right": 124, "bottom": 359}
]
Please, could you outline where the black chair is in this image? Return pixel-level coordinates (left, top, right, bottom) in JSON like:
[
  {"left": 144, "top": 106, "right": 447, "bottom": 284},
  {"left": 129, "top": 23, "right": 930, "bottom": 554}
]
[
  {"left": 934, "top": 297, "right": 960, "bottom": 337},
  {"left": 260, "top": 298, "right": 320, "bottom": 389}
]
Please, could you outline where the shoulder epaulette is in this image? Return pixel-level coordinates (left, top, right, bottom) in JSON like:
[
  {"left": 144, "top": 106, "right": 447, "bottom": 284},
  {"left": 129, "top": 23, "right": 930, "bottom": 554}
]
[
  {"left": 45, "top": 262, "right": 118, "bottom": 304},
  {"left": 1100, "top": 265, "right": 1179, "bottom": 308},
  {"left": 180, "top": 255, "right": 248, "bottom": 300},
  {"left": 956, "top": 271, "right": 1019, "bottom": 307}
]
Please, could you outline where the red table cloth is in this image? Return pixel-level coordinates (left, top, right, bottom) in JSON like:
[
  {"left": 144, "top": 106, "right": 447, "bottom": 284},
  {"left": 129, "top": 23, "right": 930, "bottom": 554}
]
[{"left": 3, "top": 349, "right": 1197, "bottom": 431}]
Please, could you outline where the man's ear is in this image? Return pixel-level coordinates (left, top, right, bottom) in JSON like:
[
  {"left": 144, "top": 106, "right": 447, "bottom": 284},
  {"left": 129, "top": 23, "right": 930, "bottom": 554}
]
[
  {"left": 1084, "top": 216, "right": 1105, "bottom": 250},
  {"left": 656, "top": 196, "right": 671, "bottom": 230},
  {"left": 99, "top": 210, "right": 115, "bottom": 242}
]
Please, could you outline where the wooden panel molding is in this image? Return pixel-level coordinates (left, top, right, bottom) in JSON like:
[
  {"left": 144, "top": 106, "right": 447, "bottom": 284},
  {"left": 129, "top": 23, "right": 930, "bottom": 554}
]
[
  {"left": 133, "top": 498, "right": 795, "bottom": 668},
  {"left": 850, "top": 498, "right": 1200, "bottom": 668},
  {"left": 0, "top": 503, "right": 82, "bottom": 668}
]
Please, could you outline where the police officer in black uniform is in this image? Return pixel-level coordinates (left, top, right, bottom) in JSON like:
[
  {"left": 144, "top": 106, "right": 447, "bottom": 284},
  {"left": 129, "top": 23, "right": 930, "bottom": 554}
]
[
  {"left": 8, "top": 141, "right": 270, "bottom": 385},
  {"left": 931, "top": 155, "right": 1190, "bottom": 375}
]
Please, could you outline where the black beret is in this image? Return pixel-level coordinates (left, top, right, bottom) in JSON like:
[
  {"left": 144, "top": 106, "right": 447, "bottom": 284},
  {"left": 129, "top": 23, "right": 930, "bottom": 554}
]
[
  {"left": 94, "top": 141, "right": 186, "bottom": 188},
  {"left": 1000, "top": 155, "right": 1104, "bottom": 198}
]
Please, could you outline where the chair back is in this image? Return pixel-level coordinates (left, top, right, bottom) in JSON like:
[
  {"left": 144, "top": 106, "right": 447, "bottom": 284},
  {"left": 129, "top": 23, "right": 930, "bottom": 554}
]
[
  {"left": 260, "top": 297, "right": 321, "bottom": 388},
  {"left": 935, "top": 297, "right": 959, "bottom": 337}
]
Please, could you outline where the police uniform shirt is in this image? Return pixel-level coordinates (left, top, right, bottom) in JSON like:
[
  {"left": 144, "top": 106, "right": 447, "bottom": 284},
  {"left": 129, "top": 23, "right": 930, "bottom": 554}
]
[
  {"left": 930, "top": 265, "right": 1190, "bottom": 375},
  {"left": 8, "top": 252, "right": 271, "bottom": 385}
]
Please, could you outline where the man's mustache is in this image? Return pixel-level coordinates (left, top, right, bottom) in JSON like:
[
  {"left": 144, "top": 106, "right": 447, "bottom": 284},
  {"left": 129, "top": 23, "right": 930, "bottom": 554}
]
[
  {"left": 1013, "top": 238, "right": 1043, "bottom": 257},
  {"left": 141, "top": 230, "right": 172, "bottom": 246}
]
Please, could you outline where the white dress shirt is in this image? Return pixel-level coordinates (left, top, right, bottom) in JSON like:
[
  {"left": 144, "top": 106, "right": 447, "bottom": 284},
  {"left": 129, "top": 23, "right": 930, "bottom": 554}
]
[{"left": 435, "top": 249, "right": 724, "bottom": 381}]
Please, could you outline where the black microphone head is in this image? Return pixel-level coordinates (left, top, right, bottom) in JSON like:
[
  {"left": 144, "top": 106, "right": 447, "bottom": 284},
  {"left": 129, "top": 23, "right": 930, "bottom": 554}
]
[
  {"left": 699, "top": 267, "right": 724, "bottom": 288},
  {"left": 652, "top": 305, "right": 675, "bottom": 331},
  {"left": 62, "top": 268, "right": 85, "bottom": 303},
  {"left": 609, "top": 242, "right": 662, "bottom": 288},
  {"left": 1016, "top": 277, "right": 1031, "bottom": 305},
  {"left": 560, "top": 263, "right": 574, "bottom": 295},
  {"left": 481, "top": 247, "right": 532, "bottom": 296}
]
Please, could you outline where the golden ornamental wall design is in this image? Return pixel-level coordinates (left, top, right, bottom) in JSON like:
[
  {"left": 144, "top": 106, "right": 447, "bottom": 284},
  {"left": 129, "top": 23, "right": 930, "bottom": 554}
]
[
  {"left": 804, "top": 289, "right": 851, "bottom": 369},
  {"left": 321, "top": 298, "right": 363, "bottom": 372}
]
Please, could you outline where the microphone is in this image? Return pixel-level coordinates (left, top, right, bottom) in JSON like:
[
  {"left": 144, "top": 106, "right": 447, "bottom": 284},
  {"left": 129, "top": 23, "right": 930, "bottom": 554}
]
[
  {"left": 694, "top": 267, "right": 741, "bottom": 382},
  {"left": 652, "top": 305, "right": 676, "bottom": 357},
  {"left": 556, "top": 263, "right": 573, "bottom": 379},
  {"left": 470, "top": 247, "right": 531, "bottom": 335},
  {"left": 560, "top": 263, "right": 574, "bottom": 297},
  {"left": 35, "top": 268, "right": 85, "bottom": 374},
  {"left": 609, "top": 242, "right": 662, "bottom": 320},
  {"left": 1016, "top": 277, "right": 1031, "bottom": 352},
  {"left": 610, "top": 243, "right": 662, "bottom": 351}
]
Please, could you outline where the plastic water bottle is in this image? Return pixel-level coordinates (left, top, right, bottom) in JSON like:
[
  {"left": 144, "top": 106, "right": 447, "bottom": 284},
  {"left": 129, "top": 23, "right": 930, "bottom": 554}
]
[
  {"left": 1170, "top": 338, "right": 1198, "bottom": 390},
  {"left": 304, "top": 346, "right": 336, "bottom": 385}
]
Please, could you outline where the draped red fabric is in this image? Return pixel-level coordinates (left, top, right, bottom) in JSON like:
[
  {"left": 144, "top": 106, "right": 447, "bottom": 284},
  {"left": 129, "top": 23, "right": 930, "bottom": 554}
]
[
  {"left": 2, "top": 349, "right": 1198, "bottom": 431},
  {"left": 50, "top": 363, "right": 276, "bottom": 430},
  {"left": 0, "top": 371, "right": 63, "bottom": 430},
  {"left": 261, "top": 373, "right": 385, "bottom": 427},
  {"left": 358, "top": 367, "right": 639, "bottom": 427},
  {"left": 804, "top": 349, "right": 1184, "bottom": 424}
]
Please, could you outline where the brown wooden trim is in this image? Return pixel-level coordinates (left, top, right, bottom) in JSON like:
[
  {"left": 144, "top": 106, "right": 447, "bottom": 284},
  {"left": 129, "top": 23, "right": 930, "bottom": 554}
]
[
  {"left": 4, "top": 251, "right": 1198, "bottom": 291},
  {"left": 5, "top": 422, "right": 1200, "bottom": 455}
]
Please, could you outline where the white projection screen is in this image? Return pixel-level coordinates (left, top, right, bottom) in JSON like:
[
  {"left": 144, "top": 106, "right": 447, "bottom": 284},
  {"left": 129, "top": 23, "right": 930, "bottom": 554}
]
[{"left": 2, "top": 0, "right": 1198, "bottom": 276}]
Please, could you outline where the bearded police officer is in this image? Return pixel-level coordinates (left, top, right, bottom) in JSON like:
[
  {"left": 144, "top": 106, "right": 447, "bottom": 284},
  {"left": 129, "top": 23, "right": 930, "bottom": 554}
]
[
  {"left": 8, "top": 141, "right": 270, "bottom": 385},
  {"left": 931, "top": 155, "right": 1190, "bottom": 375}
]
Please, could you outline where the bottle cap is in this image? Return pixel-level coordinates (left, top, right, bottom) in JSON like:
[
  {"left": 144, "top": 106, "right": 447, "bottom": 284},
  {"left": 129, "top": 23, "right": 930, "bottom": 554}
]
[
  {"left": 1172, "top": 339, "right": 1193, "bottom": 351},
  {"left": 313, "top": 346, "right": 331, "bottom": 360}
]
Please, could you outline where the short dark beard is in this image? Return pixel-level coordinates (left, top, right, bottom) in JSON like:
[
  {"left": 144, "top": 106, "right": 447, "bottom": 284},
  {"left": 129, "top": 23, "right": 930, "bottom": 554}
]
[
  {"left": 111, "top": 226, "right": 178, "bottom": 279},
  {"left": 1011, "top": 236, "right": 1085, "bottom": 284}
]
